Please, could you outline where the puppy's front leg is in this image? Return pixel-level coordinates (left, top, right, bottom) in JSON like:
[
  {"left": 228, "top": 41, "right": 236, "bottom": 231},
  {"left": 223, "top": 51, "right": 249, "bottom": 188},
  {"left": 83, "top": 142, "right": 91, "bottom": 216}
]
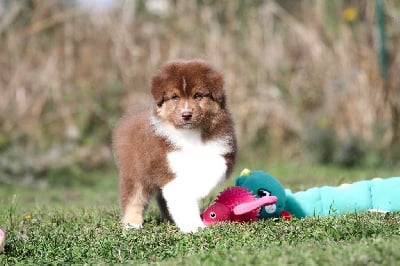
[{"left": 162, "top": 185, "right": 205, "bottom": 233}]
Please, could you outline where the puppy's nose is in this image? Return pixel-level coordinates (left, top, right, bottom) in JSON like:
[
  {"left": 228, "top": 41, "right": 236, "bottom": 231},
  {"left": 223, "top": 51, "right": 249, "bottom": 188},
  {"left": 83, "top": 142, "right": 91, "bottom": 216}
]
[{"left": 181, "top": 110, "right": 193, "bottom": 121}]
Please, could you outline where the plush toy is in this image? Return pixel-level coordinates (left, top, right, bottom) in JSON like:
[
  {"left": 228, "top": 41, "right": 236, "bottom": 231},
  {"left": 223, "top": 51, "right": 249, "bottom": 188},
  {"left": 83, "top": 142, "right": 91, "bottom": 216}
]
[
  {"left": 202, "top": 186, "right": 277, "bottom": 225},
  {"left": 236, "top": 168, "right": 290, "bottom": 219},
  {"left": 236, "top": 169, "right": 400, "bottom": 218}
]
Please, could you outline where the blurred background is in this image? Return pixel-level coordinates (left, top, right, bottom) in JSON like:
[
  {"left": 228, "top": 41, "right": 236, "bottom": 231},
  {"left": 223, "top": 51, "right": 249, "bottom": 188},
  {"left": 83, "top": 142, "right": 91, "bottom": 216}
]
[{"left": 0, "top": 0, "right": 400, "bottom": 200}]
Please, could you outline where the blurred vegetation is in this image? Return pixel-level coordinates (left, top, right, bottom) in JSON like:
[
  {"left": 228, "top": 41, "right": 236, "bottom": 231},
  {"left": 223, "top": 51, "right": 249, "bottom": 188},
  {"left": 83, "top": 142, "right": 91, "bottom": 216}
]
[{"left": 1, "top": 0, "right": 400, "bottom": 186}]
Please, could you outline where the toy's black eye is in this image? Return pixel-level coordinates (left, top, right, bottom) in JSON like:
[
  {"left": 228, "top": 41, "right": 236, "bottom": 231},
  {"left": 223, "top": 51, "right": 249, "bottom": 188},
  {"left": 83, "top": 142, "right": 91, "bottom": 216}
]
[
  {"left": 258, "top": 189, "right": 271, "bottom": 197},
  {"left": 210, "top": 212, "right": 216, "bottom": 219}
]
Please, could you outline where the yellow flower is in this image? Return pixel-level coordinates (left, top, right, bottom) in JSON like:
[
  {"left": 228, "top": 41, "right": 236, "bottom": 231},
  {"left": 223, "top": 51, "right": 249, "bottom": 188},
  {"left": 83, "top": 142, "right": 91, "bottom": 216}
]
[
  {"left": 343, "top": 7, "right": 358, "bottom": 22},
  {"left": 24, "top": 214, "right": 32, "bottom": 221}
]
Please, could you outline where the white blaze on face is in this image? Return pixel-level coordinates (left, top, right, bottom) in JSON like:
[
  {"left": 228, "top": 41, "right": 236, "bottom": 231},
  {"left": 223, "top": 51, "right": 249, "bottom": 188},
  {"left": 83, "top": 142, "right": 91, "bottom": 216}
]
[
  {"left": 181, "top": 76, "right": 190, "bottom": 115},
  {"left": 182, "top": 76, "right": 187, "bottom": 94},
  {"left": 183, "top": 101, "right": 189, "bottom": 110}
]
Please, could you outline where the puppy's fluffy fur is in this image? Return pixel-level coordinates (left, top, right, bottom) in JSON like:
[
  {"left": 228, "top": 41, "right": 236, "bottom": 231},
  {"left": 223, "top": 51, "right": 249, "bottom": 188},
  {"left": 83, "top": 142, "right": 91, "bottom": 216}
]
[{"left": 112, "top": 60, "right": 236, "bottom": 232}]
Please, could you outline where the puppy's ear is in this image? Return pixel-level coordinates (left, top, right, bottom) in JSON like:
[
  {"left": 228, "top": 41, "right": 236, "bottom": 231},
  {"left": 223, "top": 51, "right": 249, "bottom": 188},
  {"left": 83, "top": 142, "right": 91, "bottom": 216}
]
[
  {"left": 206, "top": 69, "right": 226, "bottom": 109},
  {"left": 151, "top": 72, "right": 167, "bottom": 107},
  {"left": 151, "top": 62, "right": 179, "bottom": 107}
]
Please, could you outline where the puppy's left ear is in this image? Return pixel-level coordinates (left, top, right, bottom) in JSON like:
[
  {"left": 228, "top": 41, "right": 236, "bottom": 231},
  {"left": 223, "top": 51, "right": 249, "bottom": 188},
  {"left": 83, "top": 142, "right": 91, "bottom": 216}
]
[
  {"left": 151, "top": 73, "right": 166, "bottom": 107},
  {"left": 206, "top": 69, "right": 226, "bottom": 109}
]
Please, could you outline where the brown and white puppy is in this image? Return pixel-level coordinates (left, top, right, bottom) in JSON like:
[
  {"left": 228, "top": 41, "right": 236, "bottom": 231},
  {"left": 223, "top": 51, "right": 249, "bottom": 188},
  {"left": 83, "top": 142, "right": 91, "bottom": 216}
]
[{"left": 112, "top": 60, "right": 236, "bottom": 233}]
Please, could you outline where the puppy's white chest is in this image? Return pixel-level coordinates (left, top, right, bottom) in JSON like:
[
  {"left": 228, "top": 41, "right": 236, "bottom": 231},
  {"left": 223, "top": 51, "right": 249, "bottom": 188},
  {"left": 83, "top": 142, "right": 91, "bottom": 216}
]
[
  {"left": 167, "top": 142, "right": 227, "bottom": 199},
  {"left": 150, "top": 117, "right": 231, "bottom": 199}
]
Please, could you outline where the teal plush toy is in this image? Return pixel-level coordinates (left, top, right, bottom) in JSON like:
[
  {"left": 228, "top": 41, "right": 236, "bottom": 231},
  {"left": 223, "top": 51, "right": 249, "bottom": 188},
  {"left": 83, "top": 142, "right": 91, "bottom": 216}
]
[
  {"left": 236, "top": 169, "right": 400, "bottom": 219},
  {"left": 236, "top": 169, "right": 289, "bottom": 219}
]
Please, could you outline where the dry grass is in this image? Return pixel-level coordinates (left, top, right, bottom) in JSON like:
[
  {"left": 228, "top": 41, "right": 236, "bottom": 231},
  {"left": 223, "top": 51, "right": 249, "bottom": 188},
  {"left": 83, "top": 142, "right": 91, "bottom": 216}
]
[{"left": 1, "top": 0, "right": 400, "bottom": 182}]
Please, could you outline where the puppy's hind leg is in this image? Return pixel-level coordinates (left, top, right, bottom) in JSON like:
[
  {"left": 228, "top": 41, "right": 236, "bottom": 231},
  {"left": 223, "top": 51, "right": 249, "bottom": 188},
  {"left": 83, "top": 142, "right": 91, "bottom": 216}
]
[{"left": 121, "top": 184, "right": 148, "bottom": 230}]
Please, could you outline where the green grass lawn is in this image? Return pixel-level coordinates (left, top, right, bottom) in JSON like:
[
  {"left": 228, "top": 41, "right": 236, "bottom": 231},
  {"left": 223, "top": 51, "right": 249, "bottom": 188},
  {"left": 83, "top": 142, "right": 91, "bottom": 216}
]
[{"left": 1, "top": 159, "right": 400, "bottom": 264}]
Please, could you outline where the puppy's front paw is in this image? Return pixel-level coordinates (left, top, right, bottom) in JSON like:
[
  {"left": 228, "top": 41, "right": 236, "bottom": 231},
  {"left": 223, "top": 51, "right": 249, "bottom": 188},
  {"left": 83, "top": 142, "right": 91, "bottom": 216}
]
[
  {"left": 124, "top": 223, "right": 142, "bottom": 230},
  {"left": 179, "top": 222, "right": 206, "bottom": 233}
]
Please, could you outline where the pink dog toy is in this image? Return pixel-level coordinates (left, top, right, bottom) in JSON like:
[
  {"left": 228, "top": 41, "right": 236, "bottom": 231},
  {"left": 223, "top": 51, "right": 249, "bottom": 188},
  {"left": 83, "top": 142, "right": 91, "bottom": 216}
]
[{"left": 202, "top": 186, "right": 277, "bottom": 225}]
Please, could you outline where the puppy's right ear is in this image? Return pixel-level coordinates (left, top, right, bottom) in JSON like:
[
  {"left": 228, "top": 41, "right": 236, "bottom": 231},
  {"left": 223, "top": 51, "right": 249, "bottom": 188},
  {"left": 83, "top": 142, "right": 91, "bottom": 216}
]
[{"left": 151, "top": 74, "right": 166, "bottom": 107}]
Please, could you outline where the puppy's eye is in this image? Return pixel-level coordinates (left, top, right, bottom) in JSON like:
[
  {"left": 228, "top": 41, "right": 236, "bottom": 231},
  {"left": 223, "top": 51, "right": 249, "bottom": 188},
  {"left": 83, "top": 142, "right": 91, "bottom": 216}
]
[
  {"left": 171, "top": 95, "right": 180, "bottom": 101},
  {"left": 193, "top": 93, "right": 203, "bottom": 100}
]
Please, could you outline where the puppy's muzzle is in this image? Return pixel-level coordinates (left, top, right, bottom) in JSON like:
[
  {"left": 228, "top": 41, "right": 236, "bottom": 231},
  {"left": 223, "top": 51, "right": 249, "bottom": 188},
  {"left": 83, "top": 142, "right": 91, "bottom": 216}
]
[{"left": 181, "top": 110, "right": 193, "bottom": 121}]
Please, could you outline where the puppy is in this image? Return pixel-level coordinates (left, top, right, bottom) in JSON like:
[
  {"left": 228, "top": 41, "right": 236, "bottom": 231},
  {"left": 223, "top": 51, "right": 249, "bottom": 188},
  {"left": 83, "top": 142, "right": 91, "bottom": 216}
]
[{"left": 112, "top": 60, "right": 237, "bottom": 233}]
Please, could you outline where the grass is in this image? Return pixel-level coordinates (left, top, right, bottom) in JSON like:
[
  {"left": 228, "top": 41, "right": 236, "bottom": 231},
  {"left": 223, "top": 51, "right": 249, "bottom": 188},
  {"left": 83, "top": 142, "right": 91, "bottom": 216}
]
[
  {"left": 1, "top": 210, "right": 399, "bottom": 265},
  {"left": 1, "top": 160, "right": 400, "bottom": 264}
]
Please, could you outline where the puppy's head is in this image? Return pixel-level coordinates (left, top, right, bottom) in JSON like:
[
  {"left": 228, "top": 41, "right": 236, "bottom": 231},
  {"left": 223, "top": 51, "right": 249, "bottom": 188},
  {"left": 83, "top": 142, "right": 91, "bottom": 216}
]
[{"left": 151, "top": 60, "right": 226, "bottom": 129}]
